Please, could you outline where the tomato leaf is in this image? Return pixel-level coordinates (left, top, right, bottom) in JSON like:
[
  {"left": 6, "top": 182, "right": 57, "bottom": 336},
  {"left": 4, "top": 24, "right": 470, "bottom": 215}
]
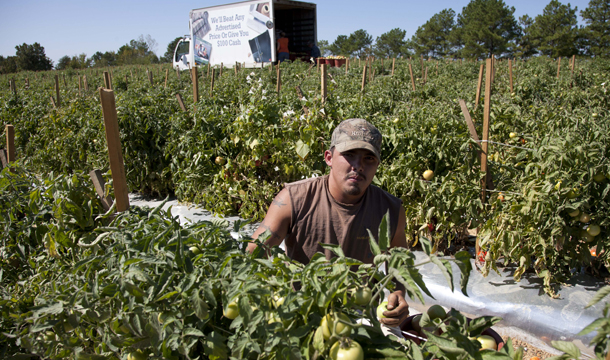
[
  {"left": 203, "top": 331, "right": 228, "bottom": 360},
  {"left": 429, "top": 255, "right": 454, "bottom": 292},
  {"left": 295, "top": 140, "right": 310, "bottom": 161},
  {"left": 585, "top": 285, "right": 610, "bottom": 308},
  {"left": 192, "top": 291, "right": 209, "bottom": 320},
  {"left": 419, "top": 236, "right": 432, "bottom": 256},
  {"left": 367, "top": 229, "right": 381, "bottom": 257},
  {"left": 378, "top": 210, "right": 390, "bottom": 252},
  {"left": 453, "top": 250, "right": 472, "bottom": 296}
]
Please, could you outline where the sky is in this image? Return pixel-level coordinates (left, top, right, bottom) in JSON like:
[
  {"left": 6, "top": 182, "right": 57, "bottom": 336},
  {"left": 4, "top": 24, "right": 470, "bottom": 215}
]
[{"left": 0, "top": 0, "right": 591, "bottom": 65}]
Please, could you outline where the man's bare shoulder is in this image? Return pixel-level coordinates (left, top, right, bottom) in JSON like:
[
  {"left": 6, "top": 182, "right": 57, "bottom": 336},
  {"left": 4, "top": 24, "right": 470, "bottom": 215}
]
[{"left": 284, "top": 175, "right": 326, "bottom": 188}]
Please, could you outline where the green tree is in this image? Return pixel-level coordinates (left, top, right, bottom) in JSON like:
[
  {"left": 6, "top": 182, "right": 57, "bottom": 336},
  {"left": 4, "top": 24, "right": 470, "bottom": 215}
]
[
  {"left": 162, "top": 36, "right": 183, "bottom": 63},
  {"left": 515, "top": 15, "right": 538, "bottom": 58},
  {"left": 317, "top": 39, "right": 330, "bottom": 57},
  {"left": 454, "top": 0, "right": 520, "bottom": 59},
  {"left": 410, "top": 9, "right": 456, "bottom": 58},
  {"left": 329, "top": 35, "right": 353, "bottom": 56},
  {"left": 528, "top": 0, "right": 579, "bottom": 58},
  {"left": 117, "top": 35, "right": 159, "bottom": 65},
  {"left": 90, "top": 51, "right": 117, "bottom": 67},
  {"left": 56, "top": 56, "right": 71, "bottom": 70},
  {"left": 14, "top": 42, "right": 53, "bottom": 71},
  {"left": 0, "top": 56, "right": 18, "bottom": 74},
  {"left": 580, "top": 0, "right": 610, "bottom": 57},
  {"left": 349, "top": 29, "right": 373, "bottom": 58},
  {"left": 374, "top": 28, "right": 410, "bottom": 58}
]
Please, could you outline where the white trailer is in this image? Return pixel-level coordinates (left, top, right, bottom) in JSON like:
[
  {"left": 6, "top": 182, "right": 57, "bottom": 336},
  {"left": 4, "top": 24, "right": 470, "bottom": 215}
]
[{"left": 173, "top": 0, "right": 317, "bottom": 70}]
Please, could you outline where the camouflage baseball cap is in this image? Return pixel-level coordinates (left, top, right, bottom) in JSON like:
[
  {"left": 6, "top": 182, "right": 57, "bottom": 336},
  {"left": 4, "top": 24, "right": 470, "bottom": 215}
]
[{"left": 330, "top": 119, "right": 382, "bottom": 161}]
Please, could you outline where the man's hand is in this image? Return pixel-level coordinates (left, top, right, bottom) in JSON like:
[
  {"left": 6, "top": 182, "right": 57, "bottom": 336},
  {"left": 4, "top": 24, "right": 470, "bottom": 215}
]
[{"left": 380, "top": 290, "right": 409, "bottom": 327}]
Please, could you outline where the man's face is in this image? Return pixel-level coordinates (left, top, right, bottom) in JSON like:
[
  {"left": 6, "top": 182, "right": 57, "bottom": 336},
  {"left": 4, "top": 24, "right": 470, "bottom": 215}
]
[{"left": 324, "top": 148, "right": 379, "bottom": 202}]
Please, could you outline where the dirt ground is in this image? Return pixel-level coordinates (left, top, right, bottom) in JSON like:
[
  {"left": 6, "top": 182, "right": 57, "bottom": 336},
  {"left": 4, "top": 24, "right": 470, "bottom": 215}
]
[{"left": 504, "top": 336, "right": 557, "bottom": 360}]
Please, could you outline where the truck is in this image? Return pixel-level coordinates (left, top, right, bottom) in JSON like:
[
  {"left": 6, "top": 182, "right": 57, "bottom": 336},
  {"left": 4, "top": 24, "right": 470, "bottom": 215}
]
[{"left": 173, "top": 0, "right": 317, "bottom": 70}]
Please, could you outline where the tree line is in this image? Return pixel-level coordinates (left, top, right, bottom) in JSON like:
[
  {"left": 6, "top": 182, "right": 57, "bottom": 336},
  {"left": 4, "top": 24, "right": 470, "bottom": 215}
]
[
  {"left": 0, "top": 34, "right": 172, "bottom": 75},
  {"left": 322, "top": 0, "right": 609, "bottom": 59}
]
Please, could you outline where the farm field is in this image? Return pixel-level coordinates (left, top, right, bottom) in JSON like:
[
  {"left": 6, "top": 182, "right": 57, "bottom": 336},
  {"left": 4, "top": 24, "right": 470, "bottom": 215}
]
[{"left": 1, "top": 56, "right": 609, "bottom": 359}]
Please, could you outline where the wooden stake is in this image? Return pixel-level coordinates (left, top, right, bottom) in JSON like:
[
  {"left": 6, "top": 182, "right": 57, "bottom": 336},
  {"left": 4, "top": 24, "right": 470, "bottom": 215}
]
[
  {"left": 84, "top": 75, "right": 88, "bottom": 92},
  {"left": 424, "top": 67, "right": 428, "bottom": 84},
  {"left": 557, "top": 56, "right": 561, "bottom": 79},
  {"left": 346, "top": 58, "right": 350, "bottom": 74},
  {"left": 276, "top": 66, "right": 281, "bottom": 93},
  {"left": 104, "top": 71, "right": 111, "bottom": 89},
  {"left": 89, "top": 169, "right": 113, "bottom": 211},
  {"left": 220, "top": 62, "right": 223, "bottom": 77},
  {"left": 5, "top": 124, "right": 15, "bottom": 164},
  {"left": 361, "top": 64, "right": 367, "bottom": 92},
  {"left": 176, "top": 93, "right": 187, "bottom": 112},
  {"left": 509, "top": 59, "right": 513, "bottom": 93},
  {"left": 124, "top": 74, "right": 128, "bottom": 90},
  {"left": 79, "top": 76, "right": 82, "bottom": 96},
  {"left": 391, "top": 58, "right": 396, "bottom": 76},
  {"left": 475, "top": 64, "right": 484, "bottom": 110},
  {"left": 571, "top": 55, "right": 575, "bottom": 73},
  {"left": 98, "top": 88, "right": 130, "bottom": 212},
  {"left": 321, "top": 63, "right": 327, "bottom": 102},
  {"left": 55, "top": 75, "right": 61, "bottom": 107},
  {"left": 210, "top": 68, "right": 215, "bottom": 97},
  {"left": 459, "top": 100, "right": 480, "bottom": 143},
  {"left": 408, "top": 63, "right": 416, "bottom": 91},
  {"left": 148, "top": 70, "right": 154, "bottom": 86},
  {"left": 191, "top": 67, "right": 199, "bottom": 103},
  {"left": 420, "top": 55, "right": 424, "bottom": 79},
  {"left": 481, "top": 58, "right": 492, "bottom": 204},
  {"left": 164, "top": 69, "right": 169, "bottom": 87}
]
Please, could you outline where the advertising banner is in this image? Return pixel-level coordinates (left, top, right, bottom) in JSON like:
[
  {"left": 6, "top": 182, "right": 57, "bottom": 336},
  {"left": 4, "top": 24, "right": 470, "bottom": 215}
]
[{"left": 190, "top": 1, "right": 275, "bottom": 66}]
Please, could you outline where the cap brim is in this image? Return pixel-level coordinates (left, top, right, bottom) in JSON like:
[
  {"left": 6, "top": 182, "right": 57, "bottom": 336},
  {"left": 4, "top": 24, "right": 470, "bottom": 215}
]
[{"left": 334, "top": 141, "right": 380, "bottom": 162}]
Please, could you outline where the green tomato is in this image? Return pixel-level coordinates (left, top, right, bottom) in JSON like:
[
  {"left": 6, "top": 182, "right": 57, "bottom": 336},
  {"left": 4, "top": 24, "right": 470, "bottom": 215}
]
[
  {"left": 587, "top": 225, "right": 601, "bottom": 237},
  {"left": 127, "top": 349, "right": 147, "bottom": 360},
  {"left": 224, "top": 300, "right": 239, "bottom": 320},
  {"left": 477, "top": 335, "right": 497, "bottom": 350},
  {"left": 411, "top": 314, "right": 422, "bottom": 332},
  {"left": 353, "top": 287, "right": 372, "bottom": 306},
  {"left": 189, "top": 246, "right": 201, "bottom": 255},
  {"left": 377, "top": 301, "right": 389, "bottom": 319},
  {"left": 568, "top": 209, "right": 580, "bottom": 218},
  {"left": 593, "top": 173, "right": 606, "bottom": 183},
  {"left": 329, "top": 339, "right": 364, "bottom": 360},
  {"left": 44, "top": 331, "right": 56, "bottom": 341},
  {"left": 320, "top": 312, "right": 352, "bottom": 339},
  {"left": 272, "top": 294, "right": 285, "bottom": 308},
  {"left": 426, "top": 305, "right": 447, "bottom": 320}
]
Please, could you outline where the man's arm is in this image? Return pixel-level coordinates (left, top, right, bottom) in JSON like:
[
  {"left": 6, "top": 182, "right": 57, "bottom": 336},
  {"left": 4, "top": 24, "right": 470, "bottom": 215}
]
[
  {"left": 380, "top": 205, "right": 410, "bottom": 327},
  {"left": 246, "top": 188, "right": 292, "bottom": 254}
]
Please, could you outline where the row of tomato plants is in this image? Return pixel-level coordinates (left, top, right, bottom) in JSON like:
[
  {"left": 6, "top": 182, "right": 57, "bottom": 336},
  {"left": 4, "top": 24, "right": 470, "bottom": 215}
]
[{"left": 0, "top": 57, "right": 608, "bottom": 296}]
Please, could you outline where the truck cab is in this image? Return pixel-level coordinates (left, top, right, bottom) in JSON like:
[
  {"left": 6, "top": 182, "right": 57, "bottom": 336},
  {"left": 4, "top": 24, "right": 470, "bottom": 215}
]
[{"left": 173, "top": 37, "right": 192, "bottom": 71}]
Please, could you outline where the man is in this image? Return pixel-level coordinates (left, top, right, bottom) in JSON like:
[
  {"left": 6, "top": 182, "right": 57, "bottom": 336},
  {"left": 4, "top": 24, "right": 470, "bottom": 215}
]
[
  {"left": 308, "top": 40, "right": 321, "bottom": 62},
  {"left": 277, "top": 31, "right": 290, "bottom": 63},
  {"left": 246, "top": 119, "right": 409, "bottom": 327}
]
